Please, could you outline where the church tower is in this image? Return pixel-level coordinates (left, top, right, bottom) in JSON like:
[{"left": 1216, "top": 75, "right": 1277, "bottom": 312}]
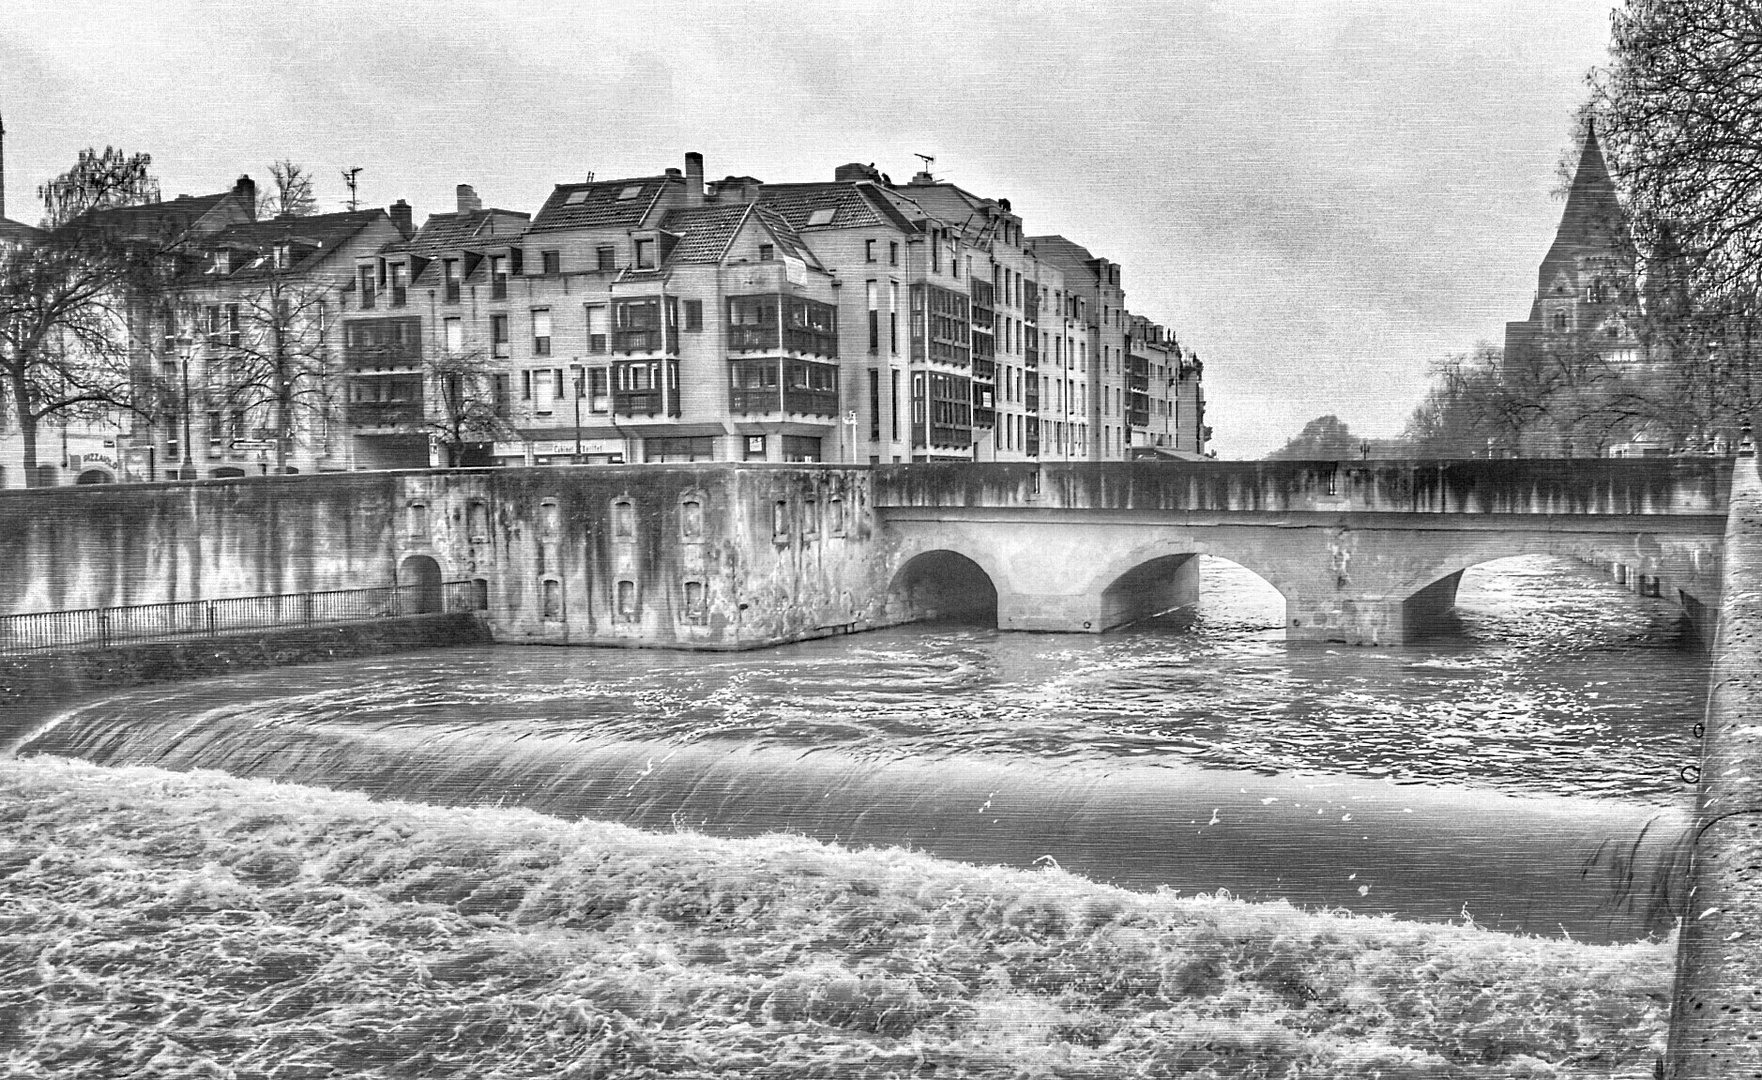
[{"left": 1504, "top": 123, "right": 1640, "bottom": 379}]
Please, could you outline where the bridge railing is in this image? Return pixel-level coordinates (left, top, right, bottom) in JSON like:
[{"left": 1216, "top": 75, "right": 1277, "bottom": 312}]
[{"left": 0, "top": 580, "right": 480, "bottom": 655}]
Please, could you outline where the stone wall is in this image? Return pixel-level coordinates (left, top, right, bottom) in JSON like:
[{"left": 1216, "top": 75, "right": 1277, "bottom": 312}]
[
  {"left": 1667, "top": 456, "right": 1762, "bottom": 1077},
  {"left": 0, "top": 465, "right": 891, "bottom": 652}
]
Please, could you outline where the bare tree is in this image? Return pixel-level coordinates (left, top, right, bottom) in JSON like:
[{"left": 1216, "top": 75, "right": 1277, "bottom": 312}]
[
  {"left": 1587, "top": 0, "right": 1762, "bottom": 439},
  {"left": 427, "top": 348, "right": 516, "bottom": 467},
  {"left": 0, "top": 148, "right": 169, "bottom": 482},
  {"left": 190, "top": 272, "right": 335, "bottom": 475},
  {"left": 258, "top": 160, "right": 318, "bottom": 219}
]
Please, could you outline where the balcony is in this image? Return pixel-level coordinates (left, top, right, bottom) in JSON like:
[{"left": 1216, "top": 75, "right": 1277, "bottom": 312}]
[
  {"left": 613, "top": 329, "right": 665, "bottom": 354},
  {"left": 350, "top": 400, "right": 423, "bottom": 429},
  {"left": 1129, "top": 374, "right": 1150, "bottom": 393},
  {"left": 1025, "top": 389, "right": 1040, "bottom": 412},
  {"left": 614, "top": 388, "right": 673, "bottom": 416},
  {"left": 972, "top": 357, "right": 996, "bottom": 381},
  {"left": 784, "top": 325, "right": 838, "bottom": 358},
  {"left": 730, "top": 325, "right": 780, "bottom": 352}
]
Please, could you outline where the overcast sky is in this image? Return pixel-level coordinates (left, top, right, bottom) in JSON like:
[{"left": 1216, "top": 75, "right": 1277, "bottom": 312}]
[{"left": 3, "top": 0, "right": 1617, "bottom": 458}]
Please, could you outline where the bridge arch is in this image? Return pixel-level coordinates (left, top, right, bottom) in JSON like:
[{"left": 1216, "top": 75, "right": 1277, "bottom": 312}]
[
  {"left": 885, "top": 548, "right": 1000, "bottom": 627},
  {"left": 1082, "top": 541, "right": 1295, "bottom": 632}
]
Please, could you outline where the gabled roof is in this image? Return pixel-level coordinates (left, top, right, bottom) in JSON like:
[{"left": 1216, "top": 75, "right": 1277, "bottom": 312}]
[
  {"left": 759, "top": 182, "right": 920, "bottom": 233},
  {"left": 1030, "top": 235, "right": 1099, "bottom": 277},
  {"left": 0, "top": 216, "right": 42, "bottom": 246},
  {"left": 388, "top": 208, "right": 529, "bottom": 256},
  {"left": 83, "top": 191, "right": 239, "bottom": 244},
  {"left": 653, "top": 202, "right": 826, "bottom": 272},
  {"left": 659, "top": 203, "right": 755, "bottom": 263},
  {"left": 529, "top": 176, "right": 677, "bottom": 232},
  {"left": 188, "top": 209, "right": 387, "bottom": 281}
]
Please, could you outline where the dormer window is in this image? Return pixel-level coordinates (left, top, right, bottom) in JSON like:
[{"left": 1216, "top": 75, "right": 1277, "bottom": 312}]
[
  {"left": 635, "top": 238, "right": 655, "bottom": 270},
  {"left": 618, "top": 185, "right": 643, "bottom": 201},
  {"left": 807, "top": 207, "right": 836, "bottom": 227},
  {"left": 272, "top": 244, "right": 289, "bottom": 269},
  {"left": 209, "top": 250, "right": 228, "bottom": 274},
  {"left": 490, "top": 255, "right": 508, "bottom": 300}
]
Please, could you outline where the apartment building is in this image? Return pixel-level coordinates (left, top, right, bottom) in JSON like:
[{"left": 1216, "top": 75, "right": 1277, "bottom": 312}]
[
  {"left": 139, "top": 201, "right": 408, "bottom": 479},
  {"left": 25, "top": 149, "right": 1208, "bottom": 482}
]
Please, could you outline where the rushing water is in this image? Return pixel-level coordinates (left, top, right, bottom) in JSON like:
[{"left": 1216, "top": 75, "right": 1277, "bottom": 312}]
[{"left": 18, "top": 555, "right": 1705, "bottom": 939}]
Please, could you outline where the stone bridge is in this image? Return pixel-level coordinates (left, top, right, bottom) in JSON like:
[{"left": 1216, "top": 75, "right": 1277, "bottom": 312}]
[
  {"left": 0, "top": 457, "right": 1733, "bottom": 650},
  {"left": 872, "top": 459, "right": 1732, "bottom": 646}
]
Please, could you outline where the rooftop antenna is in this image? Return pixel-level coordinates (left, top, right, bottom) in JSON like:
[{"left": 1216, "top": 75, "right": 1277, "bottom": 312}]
[
  {"left": 913, "top": 153, "right": 936, "bottom": 180},
  {"left": 341, "top": 166, "right": 363, "bottom": 211}
]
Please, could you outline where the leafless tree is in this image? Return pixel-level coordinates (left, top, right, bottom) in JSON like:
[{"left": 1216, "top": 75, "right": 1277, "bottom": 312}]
[
  {"left": 0, "top": 148, "right": 170, "bottom": 482},
  {"left": 258, "top": 160, "right": 318, "bottom": 219},
  {"left": 1587, "top": 0, "right": 1762, "bottom": 439}
]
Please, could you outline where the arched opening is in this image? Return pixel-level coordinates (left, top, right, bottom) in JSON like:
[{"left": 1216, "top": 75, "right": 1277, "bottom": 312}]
[
  {"left": 1097, "top": 553, "right": 1201, "bottom": 630},
  {"left": 888, "top": 550, "right": 998, "bottom": 627},
  {"left": 74, "top": 469, "right": 112, "bottom": 485},
  {"left": 1444, "top": 554, "right": 1697, "bottom": 650},
  {"left": 397, "top": 554, "right": 444, "bottom": 614}
]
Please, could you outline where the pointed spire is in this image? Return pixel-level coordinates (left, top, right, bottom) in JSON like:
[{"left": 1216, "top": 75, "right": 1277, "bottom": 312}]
[{"left": 1556, "top": 118, "right": 1622, "bottom": 245}]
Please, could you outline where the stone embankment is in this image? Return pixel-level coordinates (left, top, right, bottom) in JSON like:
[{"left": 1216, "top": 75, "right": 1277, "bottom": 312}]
[{"left": 1668, "top": 453, "right": 1762, "bottom": 1078}]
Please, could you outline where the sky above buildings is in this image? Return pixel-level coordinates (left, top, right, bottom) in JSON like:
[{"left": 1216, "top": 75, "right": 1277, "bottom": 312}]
[{"left": 4, "top": 0, "right": 1617, "bottom": 458}]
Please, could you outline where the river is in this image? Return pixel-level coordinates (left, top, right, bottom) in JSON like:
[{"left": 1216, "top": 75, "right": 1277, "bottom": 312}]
[{"left": 17, "top": 555, "right": 1704, "bottom": 941}]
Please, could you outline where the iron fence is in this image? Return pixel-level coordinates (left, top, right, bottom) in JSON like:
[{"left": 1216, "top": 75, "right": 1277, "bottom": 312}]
[{"left": 0, "top": 580, "right": 479, "bottom": 656}]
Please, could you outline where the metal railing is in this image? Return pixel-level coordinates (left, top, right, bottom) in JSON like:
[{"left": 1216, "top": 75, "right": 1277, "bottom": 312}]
[{"left": 0, "top": 580, "right": 480, "bottom": 655}]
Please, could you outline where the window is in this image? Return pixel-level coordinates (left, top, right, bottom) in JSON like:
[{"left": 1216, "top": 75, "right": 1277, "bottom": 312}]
[
  {"left": 684, "top": 299, "right": 703, "bottom": 331},
  {"left": 682, "top": 579, "right": 707, "bottom": 623},
  {"left": 773, "top": 500, "right": 789, "bottom": 537},
  {"left": 542, "top": 250, "right": 560, "bottom": 275},
  {"left": 533, "top": 368, "right": 553, "bottom": 411},
  {"left": 532, "top": 309, "right": 552, "bottom": 356},
  {"left": 542, "top": 579, "right": 564, "bottom": 620},
  {"left": 758, "top": 243, "right": 774, "bottom": 261},
  {"left": 468, "top": 501, "right": 490, "bottom": 540},
  {"left": 869, "top": 369, "right": 881, "bottom": 441},
  {"left": 745, "top": 435, "right": 767, "bottom": 460},
  {"left": 588, "top": 368, "right": 609, "bottom": 412},
  {"left": 390, "top": 263, "right": 408, "bottom": 306},
  {"left": 890, "top": 369, "right": 899, "bottom": 441},
  {"left": 680, "top": 498, "right": 704, "bottom": 540},
  {"left": 358, "top": 266, "right": 376, "bottom": 308},
  {"left": 596, "top": 246, "right": 616, "bottom": 271},
  {"left": 782, "top": 435, "right": 822, "bottom": 462},
  {"left": 585, "top": 304, "right": 607, "bottom": 353},
  {"left": 490, "top": 255, "right": 507, "bottom": 300},
  {"left": 867, "top": 281, "right": 879, "bottom": 352},
  {"left": 807, "top": 207, "right": 836, "bottom": 227},
  {"left": 445, "top": 317, "right": 463, "bottom": 354},
  {"left": 618, "top": 185, "right": 643, "bottom": 200},
  {"left": 443, "top": 259, "right": 460, "bottom": 302},
  {"left": 865, "top": 239, "right": 876, "bottom": 262},
  {"left": 889, "top": 241, "right": 898, "bottom": 265},
  {"left": 565, "top": 189, "right": 590, "bottom": 205},
  {"left": 470, "top": 579, "right": 490, "bottom": 610},
  {"left": 616, "top": 579, "right": 639, "bottom": 621},
  {"left": 492, "top": 314, "right": 510, "bottom": 358},
  {"left": 644, "top": 436, "right": 715, "bottom": 462},
  {"left": 890, "top": 282, "right": 899, "bottom": 353},
  {"left": 612, "top": 499, "right": 636, "bottom": 540},
  {"left": 635, "top": 238, "right": 655, "bottom": 270}
]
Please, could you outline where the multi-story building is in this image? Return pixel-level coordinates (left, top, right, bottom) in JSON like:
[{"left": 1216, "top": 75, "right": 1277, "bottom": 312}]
[
  {"left": 19, "top": 146, "right": 1208, "bottom": 479},
  {"left": 136, "top": 197, "right": 409, "bottom": 480}
]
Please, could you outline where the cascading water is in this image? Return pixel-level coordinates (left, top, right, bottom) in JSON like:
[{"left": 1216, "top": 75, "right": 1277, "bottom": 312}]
[{"left": 17, "top": 555, "right": 1702, "bottom": 942}]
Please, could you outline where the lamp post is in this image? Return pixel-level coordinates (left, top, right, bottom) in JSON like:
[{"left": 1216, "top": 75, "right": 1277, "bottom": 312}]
[
  {"left": 568, "top": 362, "right": 584, "bottom": 461},
  {"left": 174, "top": 334, "right": 194, "bottom": 480}
]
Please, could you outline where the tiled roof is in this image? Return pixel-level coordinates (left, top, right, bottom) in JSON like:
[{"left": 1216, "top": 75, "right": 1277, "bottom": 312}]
[
  {"left": 1031, "top": 235, "right": 1099, "bottom": 275},
  {"left": 197, "top": 210, "right": 384, "bottom": 279},
  {"left": 388, "top": 209, "right": 529, "bottom": 256},
  {"left": 759, "top": 183, "right": 888, "bottom": 230},
  {"left": 529, "top": 176, "right": 675, "bottom": 232},
  {"left": 84, "top": 192, "right": 233, "bottom": 241},
  {"left": 752, "top": 205, "right": 822, "bottom": 269},
  {"left": 659, "top": 204, "right": 754, "bottom": 264},
  {"left": 0, "top": 216, "right": 42, "bottom": 246}
]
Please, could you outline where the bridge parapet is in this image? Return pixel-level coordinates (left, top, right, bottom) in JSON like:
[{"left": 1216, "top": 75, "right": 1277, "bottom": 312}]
[{"left": 874, "top": 459, "right": 1733, "bottom": 517}]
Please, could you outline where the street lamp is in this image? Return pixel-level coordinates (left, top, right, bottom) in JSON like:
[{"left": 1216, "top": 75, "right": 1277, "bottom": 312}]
[
  {"left": 568, "top": 362, "right": 584, "bottom": 461},
  {"left": 163, "top": 333, "right": 195, "bottom": 480}
]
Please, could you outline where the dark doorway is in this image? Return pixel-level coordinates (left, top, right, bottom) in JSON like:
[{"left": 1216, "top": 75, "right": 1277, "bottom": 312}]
[{"left": 398, "top": 554, "right": 444, "bottom": 614}]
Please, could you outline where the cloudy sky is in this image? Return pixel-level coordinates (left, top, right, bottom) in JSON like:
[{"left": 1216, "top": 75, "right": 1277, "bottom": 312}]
[{"left": 4, "top": 0, "right": 1617, "bottom": 457}]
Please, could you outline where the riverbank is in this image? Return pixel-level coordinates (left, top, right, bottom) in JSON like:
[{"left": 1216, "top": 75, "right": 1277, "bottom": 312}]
[{"left": 2, "top": 757, "right": 1669, "bottom": 1078}]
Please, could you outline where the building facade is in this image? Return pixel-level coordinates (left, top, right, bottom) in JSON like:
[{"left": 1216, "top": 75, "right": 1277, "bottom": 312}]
[{"left": 23, "top": 148, "right": 1210, "bottom": 482}]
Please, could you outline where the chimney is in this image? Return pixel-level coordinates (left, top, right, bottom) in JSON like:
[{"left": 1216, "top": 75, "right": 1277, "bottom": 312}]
[
  {"left": 389, "top": 199, "right": 414, "bottom": 238},
  {"left": 456, "top": 184, "right": 482, "bottom": 214},
  {"left": 833, "top": 162, "right": 880, "bottom": 183},
  {"left": 233, "top": 174, "right": 257, "bottom": 220},
  {"left": 684, "top": 152, "right": 704, "bottom": 207}
]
